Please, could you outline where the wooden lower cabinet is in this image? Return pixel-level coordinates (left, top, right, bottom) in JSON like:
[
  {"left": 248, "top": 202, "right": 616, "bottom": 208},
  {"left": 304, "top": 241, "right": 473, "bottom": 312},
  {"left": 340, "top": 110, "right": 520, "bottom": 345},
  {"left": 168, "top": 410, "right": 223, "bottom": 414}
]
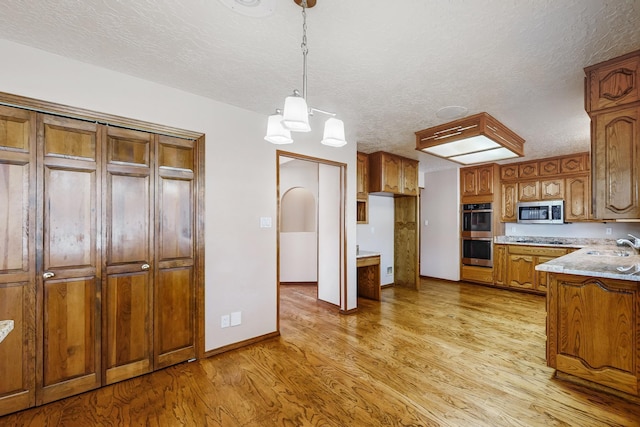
[
  {"left": 547, "top": 273, "right": 640, "bottom": 396},
  {"left": 493, "top": 244, "right": 573, "bottom": 294}
]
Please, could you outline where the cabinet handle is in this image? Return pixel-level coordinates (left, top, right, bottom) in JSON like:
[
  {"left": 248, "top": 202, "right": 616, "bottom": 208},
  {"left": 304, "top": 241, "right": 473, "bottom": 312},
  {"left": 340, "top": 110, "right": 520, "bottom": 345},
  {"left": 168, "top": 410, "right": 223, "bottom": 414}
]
[
  {"left": 141, "top": 264, "right": 150, "bottom": 271},
  {"left": 43, "top": 272, "right": 55, "bottom": 279}
]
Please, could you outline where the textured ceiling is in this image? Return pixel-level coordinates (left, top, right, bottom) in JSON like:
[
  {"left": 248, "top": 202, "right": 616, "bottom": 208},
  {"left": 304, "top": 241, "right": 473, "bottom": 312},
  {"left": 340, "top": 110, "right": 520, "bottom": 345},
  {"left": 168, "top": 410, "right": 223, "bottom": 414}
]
[{"left": 0, "top": 0, "right": 639, "bottom": 172}]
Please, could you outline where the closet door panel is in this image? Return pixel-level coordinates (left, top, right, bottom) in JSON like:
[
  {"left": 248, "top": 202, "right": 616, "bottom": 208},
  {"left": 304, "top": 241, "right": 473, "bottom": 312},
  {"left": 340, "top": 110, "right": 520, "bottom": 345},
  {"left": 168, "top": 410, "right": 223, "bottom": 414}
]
[
  {"left": 38, "top": 115, "right": 101, "bottom": 405},
  {"left": 103, "top": 127, "right": 154, "bottom": 384},
  {"left": 155, "top": 135, "right": 195, "bottom": 368},
  {"left": 0, "top": 106, "right": 36, "bottom": 416}
]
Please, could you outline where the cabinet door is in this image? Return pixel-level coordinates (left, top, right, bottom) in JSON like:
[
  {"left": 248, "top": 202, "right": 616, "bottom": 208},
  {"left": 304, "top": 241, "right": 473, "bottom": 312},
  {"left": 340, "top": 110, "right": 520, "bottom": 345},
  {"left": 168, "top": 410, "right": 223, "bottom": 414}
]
[
  {"left": 535, "top": 256, "right": 555, "bottom": 293},
  {"left": 0, "top": 106, "right": 36, "bottom": 416},
  {"left": 550, "top": 276, "right": 637, "bottom": 394},
  {"left": 461, "top": 168, "right": 478, "bottom": 198},
  {"left": 593, "top": 106, "right": 640, "bottom": 219},
  {"left": 518, "top": 181, "right": 540, "bottom": 201},
  {"left": 380, "top": 153, "right": 402, "bottom": 193},
  {"left": 356, "top": 152, "right": 368, "bottom": 199},
  {"left": 500, "top": 164, "right": 518, "bottom": 181},
  {"left": 493, "top": 245, "right": 507, "bottom": 287},
  {"left": 586, "top": 54, "right": 640, "bottom": 112},
  {"left": 38, "top": 115, "right": 102, "bottom": 405},
  {"left": 500, "top": 182, "right": 517, "bottom": 222},
  {"left": 518, "top": 162, "right": 538, "bottom": 179},
  {"left": 103, "top": 127, "right": 154, "bottom": 385},
  {"left": 565, "top": 174, "right": 590, "bottom": 221},
  {"left": 154, "top": 136, "right": 196, "bottom": 368},
  {"left": 507, "top": 254, "right": 535, "bottom": 289},
  {"left": 560, "top": 154, "right": 587, "bottom": 174},
  {"left": 539, "top": 159, "right": 560, "bottom": 176},
  {"left": 401, "top": 159, "right": 419, "bottom": 196},
  {"left": 476, "top": 166, "right": 493, "bottom": 196},
  {"left": 540, "top": 179, "right": 564, "bottom": 200}
]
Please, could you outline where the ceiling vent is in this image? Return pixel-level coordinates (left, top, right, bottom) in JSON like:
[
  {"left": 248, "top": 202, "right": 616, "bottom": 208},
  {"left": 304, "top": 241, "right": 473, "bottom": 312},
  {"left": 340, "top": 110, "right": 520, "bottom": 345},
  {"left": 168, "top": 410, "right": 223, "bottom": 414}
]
[{"left": 218, "top": 0, "right": 276, "bottom": 17}]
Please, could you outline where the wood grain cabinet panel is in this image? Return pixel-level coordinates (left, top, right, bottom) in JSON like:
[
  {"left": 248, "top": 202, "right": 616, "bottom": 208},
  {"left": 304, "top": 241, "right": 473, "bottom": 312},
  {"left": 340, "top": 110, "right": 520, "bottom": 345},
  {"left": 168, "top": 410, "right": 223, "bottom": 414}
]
[
  {"left": 565, "top": 174, "right": 591, "bottom": 221},
  {"left": 548, "top": 274, "right": 639, "bottom": 396},
  {"left": 500, "top": 164, "right": 518, "bottom": 181},
  {"left": 507, "top": 254, "right": 535, "bottom": 290},
  {"left": 368, "top": 151, "right": 418, "bottom": 196},
  {"left": 585, "top": 50, "right": 640, "bottom": 112},
  {"left": 518, "top": 162, "right": 538, "bottom": 179},
  {"left": 493, "top": 244, "right": 507, "bottom": 287},
  {"left": 539, "top": 159, "right": 560, "bottom": 176},
  {"left": 592, "top": 106, "right": 640, "bottom": 219},
  {"left": 560, "top": 154, "right": 586, "bottom": 174},
  {"left": 461, "top": 164, "right": 496, "bottom": 201},
  {"left": 500, "top": 182, "right": 517, "bottom": 222},
  {"left": 540, "top": 179, "right": 564, "bottom": 200},
  {"left": 518, "top": 181, "right": 539, "bottom": 201},
  {"left": 0, "top": 106, "right": 36, "bottom": 416},
  {"left": 356, "top": 152, "right": 368, "bottom": 200}
]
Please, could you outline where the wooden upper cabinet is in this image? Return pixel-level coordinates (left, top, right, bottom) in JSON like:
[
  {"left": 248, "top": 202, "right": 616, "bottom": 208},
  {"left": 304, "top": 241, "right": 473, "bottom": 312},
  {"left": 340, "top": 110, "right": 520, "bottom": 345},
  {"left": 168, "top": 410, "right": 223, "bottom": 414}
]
[
  {"left": 585, "top": 49, "right": 640, "bottom": 113},
  {"left": 356, "top": 152, "right": 368, "bottom": 199},
  {"left": 540, "top": 179, "right": 564, "bottom": 200},
  {"left": 401, "top": 158, "right": 419, "bottom": 196},
  {"left": 500, "top": 164, "right": 518, "bottom": 181},
  {"left": 539, "top": 159, "right": 560, "bottom": 176},
  {"left": 518, "top": 181, "right": 540, "bottom": 201},
  {"left": 368, "top": 151, "right": 418, "bottom": 196},
  {"left": 565, "top": 174, "right": 591, "bottom": 221},
  {"left": 461, "top": 164, "right": 495, "bottom": 200},
  {"left": 592, "top": 106, "right": 640, "bottom": 219},
  {"left": 560, "top": 154, "right": 587, "bottom": 174},
  {"left": 500, "top": 182, "right": 517, "bottom": 222},
  {"left": 518, "top": 162, "right": 538, "bottom": 179}
]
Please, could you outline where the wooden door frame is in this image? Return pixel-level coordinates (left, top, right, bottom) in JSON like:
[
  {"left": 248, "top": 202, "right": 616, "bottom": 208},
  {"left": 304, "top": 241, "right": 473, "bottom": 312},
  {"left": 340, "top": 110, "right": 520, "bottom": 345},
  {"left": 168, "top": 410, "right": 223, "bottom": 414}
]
[
  {"left": 276, "top": 150, "right": 348, "bottom": 331},
  {"left": 0, "top": 91, "right": 206, "bottom": 361}
]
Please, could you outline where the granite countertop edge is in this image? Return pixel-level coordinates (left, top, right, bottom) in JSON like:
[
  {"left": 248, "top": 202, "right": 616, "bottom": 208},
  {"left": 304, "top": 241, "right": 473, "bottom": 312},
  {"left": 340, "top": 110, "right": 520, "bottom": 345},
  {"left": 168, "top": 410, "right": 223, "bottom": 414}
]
[{"left": 356, "top": 250, "right": 381, "bottom": 258}]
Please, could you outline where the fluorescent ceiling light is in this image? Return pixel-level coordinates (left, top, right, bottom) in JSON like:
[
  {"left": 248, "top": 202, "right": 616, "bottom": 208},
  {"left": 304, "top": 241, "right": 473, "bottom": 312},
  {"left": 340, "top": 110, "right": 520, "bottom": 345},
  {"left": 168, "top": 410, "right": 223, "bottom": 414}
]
[{"left": 415, "top": 112, "right": 524, "bottom": 165}]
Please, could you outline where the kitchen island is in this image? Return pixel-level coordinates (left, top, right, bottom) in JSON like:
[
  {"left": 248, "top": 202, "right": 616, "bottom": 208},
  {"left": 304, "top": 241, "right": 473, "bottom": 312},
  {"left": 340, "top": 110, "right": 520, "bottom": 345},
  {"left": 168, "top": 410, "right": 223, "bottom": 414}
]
[{"left": 537, "top": 246, "right": 640, "bottom": 399}]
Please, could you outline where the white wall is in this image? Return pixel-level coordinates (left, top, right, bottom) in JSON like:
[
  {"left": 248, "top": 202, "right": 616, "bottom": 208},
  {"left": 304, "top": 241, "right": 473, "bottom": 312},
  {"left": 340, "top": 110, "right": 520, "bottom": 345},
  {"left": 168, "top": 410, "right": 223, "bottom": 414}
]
[
  {"left": 356, "top": 195, "right": 395, "bottom": 286},
  {"left": 0, "top": 39, "right": 358, "bottom": 351},
  {"left": 420, "top": 168, "right": 461, "bottom": 281}
]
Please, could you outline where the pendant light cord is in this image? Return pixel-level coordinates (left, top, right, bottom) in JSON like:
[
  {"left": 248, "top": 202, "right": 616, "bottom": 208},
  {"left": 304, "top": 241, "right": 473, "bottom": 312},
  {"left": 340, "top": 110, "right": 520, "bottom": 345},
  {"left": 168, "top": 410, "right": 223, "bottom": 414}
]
[{"left": 301, "top": 0, "right": 308, "bottom": 100}]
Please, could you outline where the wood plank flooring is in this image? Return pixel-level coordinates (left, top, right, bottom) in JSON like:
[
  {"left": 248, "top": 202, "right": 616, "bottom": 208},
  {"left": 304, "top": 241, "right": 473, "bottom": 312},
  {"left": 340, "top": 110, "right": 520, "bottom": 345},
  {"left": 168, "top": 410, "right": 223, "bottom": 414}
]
[{"left": 3, "top": 278, "right": 640, "bottom": 426}]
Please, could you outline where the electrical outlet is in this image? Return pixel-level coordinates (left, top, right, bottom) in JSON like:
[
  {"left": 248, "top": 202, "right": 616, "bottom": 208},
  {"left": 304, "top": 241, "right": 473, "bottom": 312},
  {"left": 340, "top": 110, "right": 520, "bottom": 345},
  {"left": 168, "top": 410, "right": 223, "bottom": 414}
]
[
  {"left": 220, "top": 314, "right": 230, "bottom": 328},
  {"left": 231, "top": 311, "right": 242, "bottom": 326},
  {"left": 606, "top": 227, "right": 612, "bottom": 235},
  {"left": 511, "top": 226, "right": 516, "bottom": 233},
  {"left": 387, "top": 266, "right": 393, "bottom": 275}
]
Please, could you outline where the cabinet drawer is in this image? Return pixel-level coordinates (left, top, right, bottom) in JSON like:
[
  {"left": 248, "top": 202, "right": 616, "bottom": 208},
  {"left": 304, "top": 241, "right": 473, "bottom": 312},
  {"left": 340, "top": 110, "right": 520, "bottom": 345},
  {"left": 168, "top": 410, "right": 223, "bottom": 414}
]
[
  {"left": 508, "top": 245, "right": 569, "bottom": 257},
  {"left": 585, "top": 52, "right": 640, "bottom": 112}
]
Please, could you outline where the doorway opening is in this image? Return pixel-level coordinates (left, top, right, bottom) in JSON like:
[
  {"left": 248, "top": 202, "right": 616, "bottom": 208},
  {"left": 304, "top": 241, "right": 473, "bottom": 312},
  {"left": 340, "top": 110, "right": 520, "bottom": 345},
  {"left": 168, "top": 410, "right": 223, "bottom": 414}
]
[{"left": 276, "top": 151, "right": 347, "bottom": 328}]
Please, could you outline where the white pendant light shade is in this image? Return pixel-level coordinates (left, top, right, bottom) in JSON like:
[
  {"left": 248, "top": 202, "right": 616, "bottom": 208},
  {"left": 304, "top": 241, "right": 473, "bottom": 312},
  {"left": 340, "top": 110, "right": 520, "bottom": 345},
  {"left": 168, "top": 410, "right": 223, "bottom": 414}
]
[
  {"left": 321, "top": 117, "right": 347, "bottom": 147},
  {"left": 281, "top": 95, "right": 311, "bottom": 132},
  {"left": 264, "top": 113, "right": 293, "bottom": 144}
]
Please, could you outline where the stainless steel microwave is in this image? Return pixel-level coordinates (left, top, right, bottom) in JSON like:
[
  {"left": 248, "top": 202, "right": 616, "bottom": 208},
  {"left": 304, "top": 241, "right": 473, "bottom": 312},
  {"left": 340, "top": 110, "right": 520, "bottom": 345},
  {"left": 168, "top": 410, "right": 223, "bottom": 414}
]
[{"left": 517, "top": 200, "right": 564, "bottom": 224}]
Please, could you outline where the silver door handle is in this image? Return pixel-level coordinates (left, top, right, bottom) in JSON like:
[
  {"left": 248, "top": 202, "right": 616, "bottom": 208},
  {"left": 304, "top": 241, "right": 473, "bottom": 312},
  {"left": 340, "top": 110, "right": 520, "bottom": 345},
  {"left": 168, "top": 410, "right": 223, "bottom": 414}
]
[
  {"left": 141, "top": 264, "right": 150, "bottom": 270},
  {"left": 43, "top": 272, "right": 55, "bottom": 279}
]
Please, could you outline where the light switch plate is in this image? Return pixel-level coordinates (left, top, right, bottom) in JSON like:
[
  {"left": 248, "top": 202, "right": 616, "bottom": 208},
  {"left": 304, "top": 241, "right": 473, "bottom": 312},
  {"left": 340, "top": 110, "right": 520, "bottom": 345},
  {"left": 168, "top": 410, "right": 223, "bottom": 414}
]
[
  {"left": 231, "top": 311, "right": 242, "bottom": 326},
  {"left": 260, "top": 217, "right": 272, "bottom": 228}
]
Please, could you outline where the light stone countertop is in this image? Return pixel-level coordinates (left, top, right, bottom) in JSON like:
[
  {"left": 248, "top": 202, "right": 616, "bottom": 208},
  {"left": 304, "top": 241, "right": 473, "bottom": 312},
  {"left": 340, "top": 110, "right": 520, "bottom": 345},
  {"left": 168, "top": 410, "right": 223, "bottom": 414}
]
[
  {"left": 0, "top": 320, "right": 14, "bottom": 344},
  {"left": 356, "top": 250, "right": 380, "bottom": 259},
  {"left": 535, "top": 245, "right": 640, "bottom": 282}
]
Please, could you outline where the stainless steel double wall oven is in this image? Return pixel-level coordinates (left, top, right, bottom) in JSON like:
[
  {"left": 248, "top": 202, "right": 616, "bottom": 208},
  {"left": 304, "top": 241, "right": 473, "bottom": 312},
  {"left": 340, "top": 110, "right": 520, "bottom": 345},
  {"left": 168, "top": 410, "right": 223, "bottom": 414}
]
[{"left": 461, "top": 202, "right": 493, "bottom": 267}]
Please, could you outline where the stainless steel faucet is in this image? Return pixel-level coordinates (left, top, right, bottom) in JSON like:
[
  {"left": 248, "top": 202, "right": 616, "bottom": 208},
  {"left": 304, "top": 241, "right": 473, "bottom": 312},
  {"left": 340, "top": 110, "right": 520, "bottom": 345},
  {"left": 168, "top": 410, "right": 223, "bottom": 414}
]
[{"left": 616, "top": 234, "right": 640, "bottom": 253}]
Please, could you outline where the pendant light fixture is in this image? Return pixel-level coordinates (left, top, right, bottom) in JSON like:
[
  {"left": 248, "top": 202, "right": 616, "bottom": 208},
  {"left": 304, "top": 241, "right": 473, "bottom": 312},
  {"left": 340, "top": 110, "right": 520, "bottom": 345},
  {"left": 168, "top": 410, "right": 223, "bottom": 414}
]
[{"left": 264, "top": 0, "right": 347, "bottom": 147}]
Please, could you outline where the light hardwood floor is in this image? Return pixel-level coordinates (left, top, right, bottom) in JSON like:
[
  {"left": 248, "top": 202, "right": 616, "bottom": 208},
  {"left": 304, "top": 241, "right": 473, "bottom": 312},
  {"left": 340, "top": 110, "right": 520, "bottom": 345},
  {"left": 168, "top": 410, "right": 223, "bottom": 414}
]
[{"left": 2, "top": 279, "right": 640, "bottom": 426}]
